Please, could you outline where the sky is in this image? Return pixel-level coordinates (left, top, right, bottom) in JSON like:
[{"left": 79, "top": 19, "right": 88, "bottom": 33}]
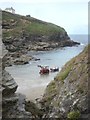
[{"left": 0, "top": 0, "right": 89, "bottom": 34}]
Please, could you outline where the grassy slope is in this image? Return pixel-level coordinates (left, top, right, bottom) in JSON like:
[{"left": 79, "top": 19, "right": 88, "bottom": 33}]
[
  {"left": 42, "top": 44, "right": 89, "bottom": 107},
  {"left": 2, "top": 11, "right": 65, "bottom": 38}
]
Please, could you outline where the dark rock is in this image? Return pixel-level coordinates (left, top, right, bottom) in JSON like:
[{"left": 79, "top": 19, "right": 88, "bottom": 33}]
[
  {"left": 14, "top": 60, "right": 29, "bottom": 65},
  {"left": 26, "top": 15, "right": 31, "bottom": 17},
  {"left": 3, "top": 52, "right": 33, "bottom": 67},
  {"left": 13, "top": 54, "right": 32, "bottom": 65},
  {"left": 2, "top": 22, "right": 10, "bottom": 29},
  {"left": 2, "top": 70, "right": 18, "bottom": 96},
  {"left": 34, "top": 58, "right": 40, "bottom": 61},
  {"left": 2, "top": 93, "right": 33, "bottom": 118}
]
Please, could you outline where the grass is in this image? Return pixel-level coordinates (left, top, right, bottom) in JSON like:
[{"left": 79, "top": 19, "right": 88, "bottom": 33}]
[
  {"left": 42, "top": 81, "right": 57, "bottom": 105},
  {"left": 2, "top": 11, "right": 65, "bottom": 38},
  {"left": 54, "top": 54, "right": 77, "bottom": 83},
  {"left": 26, "top": 22, "right": 64, "bottom": 35},
  {"left": 54, "top": 45, "right": 88, "bottom": 83},
  {"left": 46, "top": 81, "right": 57, "bottom": 99},
  {"left": 46, "top": 81, "right": 56, "bottom": 93},
  {"left": 55, "top": 65, "right": 72, "bottom": 82},
  {"left": 2, "top": 11, "right": 21, "bottom": 21}
]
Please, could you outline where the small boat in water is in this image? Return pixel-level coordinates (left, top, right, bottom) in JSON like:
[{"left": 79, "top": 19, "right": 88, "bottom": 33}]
[
  {"left": 50, "top": 67, "right": 59, "bottom": 72},
  {"left": 38, "top": 65, "right": 59, "bottom": 74},
  {"left": 39, "top": 67, "right": 49, "bottom": 75},
  {"left": 38, "top": 65, "right": 49, "bottom": 75}
]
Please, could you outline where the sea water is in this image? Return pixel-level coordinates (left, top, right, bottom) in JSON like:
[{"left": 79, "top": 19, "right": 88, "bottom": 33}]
[{"left": 5, "top": 34, "right": 88, "bottom": 101}]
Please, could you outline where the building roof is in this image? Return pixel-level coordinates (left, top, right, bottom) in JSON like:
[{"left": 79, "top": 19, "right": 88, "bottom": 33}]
[{"left": 5, "top": 7, "right": 15, "bottom": 11}]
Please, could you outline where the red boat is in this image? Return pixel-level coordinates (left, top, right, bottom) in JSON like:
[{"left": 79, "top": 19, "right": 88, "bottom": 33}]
[{"left": 39, "top": 66, "right": 49, "bottom": 75}]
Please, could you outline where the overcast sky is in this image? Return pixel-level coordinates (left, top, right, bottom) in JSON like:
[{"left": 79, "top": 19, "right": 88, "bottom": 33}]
[{"left": 0, "top": 0, "right": 89, "bottom": 34}]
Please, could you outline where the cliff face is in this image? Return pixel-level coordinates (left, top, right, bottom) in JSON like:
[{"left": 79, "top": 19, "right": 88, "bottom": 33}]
[
  {"left": 40, "top": 45, "right": 89, "bottom": 119},
  {"left": 2, "top": 11, "right": 79, "bottom": 66}
]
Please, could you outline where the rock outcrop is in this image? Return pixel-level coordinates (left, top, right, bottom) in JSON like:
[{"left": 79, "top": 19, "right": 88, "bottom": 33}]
[
  {"left": 4, "top": 52, "right": 33, "bottom": 67},
  {"left": 40, "top": 45, "right": 89, "bottom": 119},
  {"left": 2, "top": 69, "right": 18, "bottom": 96}
]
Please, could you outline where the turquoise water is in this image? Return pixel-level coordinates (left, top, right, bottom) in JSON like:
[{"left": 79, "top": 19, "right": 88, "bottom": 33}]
[{"left": 6, "top": 34, "right": 88, "bottom": 101}]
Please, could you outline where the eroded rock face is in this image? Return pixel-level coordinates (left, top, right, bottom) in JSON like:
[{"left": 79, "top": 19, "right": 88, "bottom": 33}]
[
  {"left": 3, "top": 52, "right": 33, "bottom": 67},
  {"left": 2, "top": 69, "right": 18, "bottom": 96}
]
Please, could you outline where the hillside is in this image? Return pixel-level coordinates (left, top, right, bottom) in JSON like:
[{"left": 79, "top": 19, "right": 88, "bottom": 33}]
[
  {"left": 2, "top": 11, "right": 65, "bottom": 37},
  {"left": 2, "top": 11, "right": 79, "bottom": 66},
  {"left": 40, "top": 45, "right": 89, "bottom": 119}
]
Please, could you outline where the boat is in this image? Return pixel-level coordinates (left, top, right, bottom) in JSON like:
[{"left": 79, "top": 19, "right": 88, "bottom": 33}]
[
  {"left": 38, "top": 65, "right": 59, "bottom": 74},
  {"left": 38, "top": 66, "right": 49, "bottom": 75},
  {"left": 50, "top": 67, "right": 59, "bottom": 72}
]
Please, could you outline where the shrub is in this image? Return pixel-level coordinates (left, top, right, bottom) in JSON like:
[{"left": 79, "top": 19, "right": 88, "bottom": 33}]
[
  {"left": 55, "top": 65, "right": 71, "bottom": 82},
  {"left": 67, "top": 110, "right": 80, "bottom": 120}
]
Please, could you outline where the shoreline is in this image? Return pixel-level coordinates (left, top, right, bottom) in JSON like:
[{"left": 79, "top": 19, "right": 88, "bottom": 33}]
[{"left": 16, "top": 85, "right": 46, "bottom": 102}]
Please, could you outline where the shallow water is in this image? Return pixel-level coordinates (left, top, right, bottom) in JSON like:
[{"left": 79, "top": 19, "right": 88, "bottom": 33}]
[{"left": 6, "top": 34, "right": 88, "bottom": 101}]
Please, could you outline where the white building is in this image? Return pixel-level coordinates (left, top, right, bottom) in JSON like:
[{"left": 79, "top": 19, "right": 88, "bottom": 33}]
[{"left": 5, "top": 7, "right": 15, "bottom": 14}]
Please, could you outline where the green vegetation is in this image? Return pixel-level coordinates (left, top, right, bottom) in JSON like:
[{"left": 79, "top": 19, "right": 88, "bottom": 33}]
[
  {"left": 54, "top": 44, "right": 89, "bottom": 83},
  {"left": 44, "top": 81, "right": 57, "bottom": 102},
  {"left": 67, "top": 110, "right": 80, "bottom": 120},
  {"left": 2, "top": 11, "right": 21, "bottom": 21},
  {"left": 55, "top": 64, "right": 72, "bottom": 82},
  {"left": 2, "top": 11, "right": 65, "bottom": 38},
  {"left": 46, "top": 81, "right": 56, "bottom": 93},
  {"left": 26, "top": 21, "right": 65, "bottom": 35},
  {"left": 54, "top": 53, "right": 77, "bottom": 83}
]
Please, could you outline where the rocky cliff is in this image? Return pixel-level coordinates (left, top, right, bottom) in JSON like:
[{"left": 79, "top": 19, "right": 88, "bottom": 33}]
[
  {"left": 2, "top": 11, "right": 80, "bottom": 66},
  {"left": 1, "top": 45, "right": 35, "bottom": 119},
  {"left": 40, "top": 45, "right": 89, "bottom": 119}
]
